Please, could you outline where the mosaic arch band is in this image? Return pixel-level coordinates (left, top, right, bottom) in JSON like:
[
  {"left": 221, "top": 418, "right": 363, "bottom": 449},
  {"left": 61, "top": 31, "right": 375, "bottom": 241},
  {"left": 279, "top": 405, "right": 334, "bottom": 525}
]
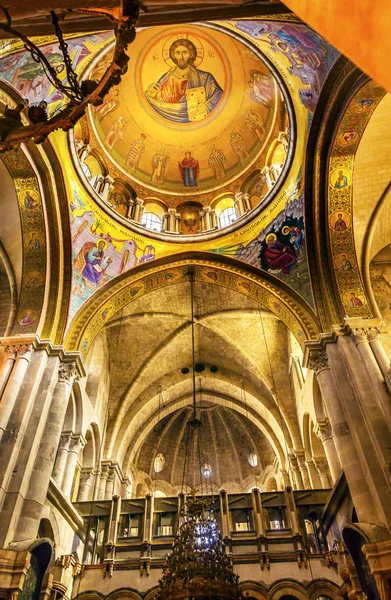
[{"left": 145, "top": 38, "right": 223, "bottom": 124}]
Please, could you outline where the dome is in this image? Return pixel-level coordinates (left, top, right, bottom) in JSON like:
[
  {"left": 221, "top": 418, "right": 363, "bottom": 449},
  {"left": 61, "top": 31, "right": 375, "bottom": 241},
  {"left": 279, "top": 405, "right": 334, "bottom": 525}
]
[
  {"left": 133, "top": 403, "right": 275, "bottom": 492},
  {"left": 75, "top": 23, "right": 292, "bottom": 235}
]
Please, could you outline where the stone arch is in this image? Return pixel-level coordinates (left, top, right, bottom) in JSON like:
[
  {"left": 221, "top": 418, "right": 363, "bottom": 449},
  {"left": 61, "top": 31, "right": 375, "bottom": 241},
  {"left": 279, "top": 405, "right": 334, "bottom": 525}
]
[
  {"left": 269, "top": 580, "right": 308, "bottom": 600},
  {"left": 304, "top": 56, "right": 386, "bottom": 329},
  {"left": 106, "top": 589, "right": 142, "bottom": 600},
  {"left": 0, "top": 82, "right": 72, "bottom": 345},
  {"left": 266, "top": 476, "right": 278, "bottom": 492},
  {"left": 239, "top": 580, "right": 268, "bottom": 600},
  {"left": 307, "top": 581, "right": 342, "bottom": 600},
  {"left": 65, "top": 252, "right": 320, "bottom": 357}
]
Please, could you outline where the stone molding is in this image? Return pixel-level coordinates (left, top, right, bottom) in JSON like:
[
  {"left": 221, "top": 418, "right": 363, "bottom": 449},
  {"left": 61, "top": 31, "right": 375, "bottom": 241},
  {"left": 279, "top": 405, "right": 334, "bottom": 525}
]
[{"left": 0, "top": 335, "right": 86, "bottom": 377}]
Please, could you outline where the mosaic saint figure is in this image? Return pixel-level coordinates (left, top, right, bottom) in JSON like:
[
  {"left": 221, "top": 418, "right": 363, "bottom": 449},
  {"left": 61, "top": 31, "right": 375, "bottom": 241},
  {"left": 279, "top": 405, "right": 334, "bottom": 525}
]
[
  {"left": 340, "top": 254, "right": 353, "bottom": 271},
  {"left": 334, "top": 170, "right": 348, "bottom": 189},
  {"left": 179, "top": 151, "right": 199, "bottom": 187},
  {"left": 75, "top": 239, "right": 112, "bottom": 287},
  {"left": 248, "top": 71, "right": 273, "bottom": 107},
  {"left": 230, "top": 131, "right": 249, "bottom": 164},
  {"left": 23, "top": 190, "right": 39, "bottom": 209},
  {"left": 28, "top": 232, "right": 41, "bottom": 250},
  {"left": 151, "top": 147, "right": 169, "bottom": 184},
  {"left": 145, "top": 39, "right": 223, "bottom": 123},
  {"left": 245, "top": 109, "right": 265, "bottom": 141},
  {"left": 349, "top": 292, "right": 363, "bottom": 307},
  {"left": 95, "top": 87, "right": 119, "bottom": 121},
  {"left": 126, "top": 133, "right": 146, "bottom": 172},
  {"left": 208, "top": 144, "right": 227, "bottom": 180},
  {"left": 334, "top": 213, "right": 347, "bottom": 231},
  {"left": 106, "top": 115, "right": 128, "bottom": 149},
  {"left": 262, "top": 233, "right": 297, "bottom": 274}
]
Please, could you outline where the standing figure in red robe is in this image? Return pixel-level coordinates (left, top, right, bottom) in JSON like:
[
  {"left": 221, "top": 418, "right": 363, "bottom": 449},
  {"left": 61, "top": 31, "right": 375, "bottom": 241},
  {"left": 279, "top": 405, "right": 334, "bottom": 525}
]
[{"left": 179, "top": 151, "right": 199, "bottom": 187}]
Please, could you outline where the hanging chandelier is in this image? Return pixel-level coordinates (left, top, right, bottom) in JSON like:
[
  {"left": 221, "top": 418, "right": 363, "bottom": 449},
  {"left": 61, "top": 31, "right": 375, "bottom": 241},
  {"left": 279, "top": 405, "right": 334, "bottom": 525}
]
[
  {"left": 0, "top": 0, "right": 139, "bottom": 151},
  {"left": 157, "top": 493, "right": 241, "bottom": 600},
  {"left": 155, "top": 267, "right": 242, "bottom": 600}
]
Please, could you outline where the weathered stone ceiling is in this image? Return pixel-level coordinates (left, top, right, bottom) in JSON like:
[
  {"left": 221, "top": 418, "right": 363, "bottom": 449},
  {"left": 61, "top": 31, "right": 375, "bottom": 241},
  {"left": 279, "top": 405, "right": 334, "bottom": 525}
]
[
  {"left": 134, "top": 404, "right": 276, "bottom": 489},
  {"left": 91, "top": 280, "right": 303, "bottom": 466}
]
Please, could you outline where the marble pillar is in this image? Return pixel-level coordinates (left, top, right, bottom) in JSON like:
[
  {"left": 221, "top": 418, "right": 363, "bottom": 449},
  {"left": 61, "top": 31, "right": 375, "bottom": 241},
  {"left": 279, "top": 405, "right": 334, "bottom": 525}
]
[
  {"left": 296, "top": 451, "right": 311, "bottom": 489},
  {"left": 105, "top": 467, "right": 116, "bottom": 500},
  {"left": 13, "top": 362, "right": 79, "bottom": 542},
  {"left": 289, "top": 454, "right": 303, "bottom": 490},
  {"left": 133, "top": 199, "right": 144, "bottom": 223},
  {"left": 314, "top": 458, "right": 331, "bottom": 489},
  {"left": 101, "top": 175, "right": 114, "bottom": 200}
]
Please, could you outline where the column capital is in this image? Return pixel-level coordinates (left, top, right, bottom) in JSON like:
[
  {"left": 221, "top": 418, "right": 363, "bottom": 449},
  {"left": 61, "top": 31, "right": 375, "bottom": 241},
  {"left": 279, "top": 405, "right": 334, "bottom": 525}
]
[
  {"left": 366, "top": 326, "right": 381, "bottom": 343},
  {"left": 306, "top": 349, "right": 330, "bottom": 374},
  {"left": 69, "top": 433, "right": 86, "bottom": 452},
  {"left": 314, "top": 419, "right": 333, "bottom": 442},
  {"left": 350, "top": 327, "right": 368, "bottom": 346},
  {"left": 59, "top": 431, "right": 73, "bottom": 447},
  {"left": 314, "top": 457, "right": 329, "bottom": 473},
  {"left": 58, "top": 362, "right": 78, "bottom": 385}
]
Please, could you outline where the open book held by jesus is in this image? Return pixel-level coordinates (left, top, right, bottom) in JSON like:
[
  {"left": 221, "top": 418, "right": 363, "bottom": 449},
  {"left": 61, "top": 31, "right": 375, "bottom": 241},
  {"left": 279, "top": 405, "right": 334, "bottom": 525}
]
[{"left": 186, "top": 86, "right": 207, "bottom": 121}]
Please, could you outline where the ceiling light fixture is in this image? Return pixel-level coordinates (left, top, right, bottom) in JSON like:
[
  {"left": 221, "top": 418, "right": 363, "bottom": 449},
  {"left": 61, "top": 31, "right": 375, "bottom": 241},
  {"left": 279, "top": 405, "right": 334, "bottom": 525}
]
[
  {"left": 0, "top": 0, "right": 139, "bottom": 151},
  {"left": 156, "top": 266, "right": 241, "bottom": 600}
]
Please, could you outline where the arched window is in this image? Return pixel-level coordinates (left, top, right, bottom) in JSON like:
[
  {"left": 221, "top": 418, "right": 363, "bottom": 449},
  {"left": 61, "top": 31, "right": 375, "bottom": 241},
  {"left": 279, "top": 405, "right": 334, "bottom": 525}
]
[
  {"left": 219, "top": 206, "right": 238, "bottom": 228},
  {"left": 142, "top": 212, "right": 163, "bottom": 232},
  {"left": 81, "top": 161, "right": 92, "bottom": 180}
]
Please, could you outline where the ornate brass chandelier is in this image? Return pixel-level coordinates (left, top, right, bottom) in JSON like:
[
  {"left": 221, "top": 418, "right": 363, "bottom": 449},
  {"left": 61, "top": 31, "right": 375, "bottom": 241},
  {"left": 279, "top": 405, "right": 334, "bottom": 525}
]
[
  {"left": 0, "top": 0, "right": 139, "bottom": 151},
  {"left": 156, "top": 268, "right": 242, "bottom": 600},
  {"left": 157, "top": 493, "right": 241, "bottom": 600}
]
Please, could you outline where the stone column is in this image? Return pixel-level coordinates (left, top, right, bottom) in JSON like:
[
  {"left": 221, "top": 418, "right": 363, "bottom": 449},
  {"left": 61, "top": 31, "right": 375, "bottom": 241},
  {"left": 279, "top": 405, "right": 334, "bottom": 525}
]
[
  {"left": 296, "top": 451, "right": 311, "bottom": 489},
  {"left": 162, "top": 212, "right": 168, "bottom": 232},
  {"left": 288, "top": 454, "right": 303, "bottom": 490},
  {"left": 366, "top": 326, "right": 391, "bottom": 378},
  {"left": 0, "top": 345, "right": 17, "bottom": 400},
  {"left": 105, "top": 466, "right": 116, "bottom": 500},
  {"left": 97, "top": 465, "right": 109, "bottom": 500},
  {"left": 93, "top": 174, "right": 104, "bottom": 194},
  {"left": 280, "top": 468, "right": 291, "bottom": 488},
  {"left": 314, "top": 458, "right": 331, "bottom": 489},
  {"left": 203, "top": 207, "right": 212, "bottom": 230},
  {"left": 350, "top": 326, "right": 391, "bottom": 428},
  {"left": 0, "top": 343, "right": 34, "bottom": 442},
  {"left": 219, "top": 489, "right": 230, "bottom": 539},
  {"left": 133, "top": 199, "right": 144, "bottom": 223},
  {"left": 261, "top": 166, "right": 274, "bottom": 191},
  {"left": 314, "top": 418, "right": 341, "bottom": 483},
  {"left": 13, "top": 362, "right": 78, "bottom": 542},
  {"left": 210, "top": 209, "right": 218, "bottom": 229},
  {"left": 243, "top": 193, "right": 251, "bottom": 212},
  {"left": 234, "top": 192, "right": 245, "bottom": 216},
  {"left": 125, "top": 198, "right": 135, "bottom": 219},
  {"left": 305, "top": 459, "right": 322, "bottom": 489},
  {"left": 52, "top": 432, "right": 72, "bottom": 486},
  {"left": 199, "top": 210, "right": 206, "bottom": 231},
  {"left": 62, "top": 434, "right": 86, "bottom": 498},
  {"left": 78, "top": 468, "right": 93, "bottom": 501},
  {"left": 251, "top": 487, "right": 265, "bottom": 537},
  {"left": 306, "top": 347, "right": 390, "bottom": 527},
  {"left": 79, "top": 144, "right": 91, "bottom": 163},
  {"left": 101, "top": 175, "right": 114, "bottom": 200}
]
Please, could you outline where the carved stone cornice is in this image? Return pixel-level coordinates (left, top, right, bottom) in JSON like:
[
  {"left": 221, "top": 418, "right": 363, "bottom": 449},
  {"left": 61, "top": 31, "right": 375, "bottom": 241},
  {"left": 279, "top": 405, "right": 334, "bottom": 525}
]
[{"left": 58, "top": 363, "right": 78, "bottom": 385}]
